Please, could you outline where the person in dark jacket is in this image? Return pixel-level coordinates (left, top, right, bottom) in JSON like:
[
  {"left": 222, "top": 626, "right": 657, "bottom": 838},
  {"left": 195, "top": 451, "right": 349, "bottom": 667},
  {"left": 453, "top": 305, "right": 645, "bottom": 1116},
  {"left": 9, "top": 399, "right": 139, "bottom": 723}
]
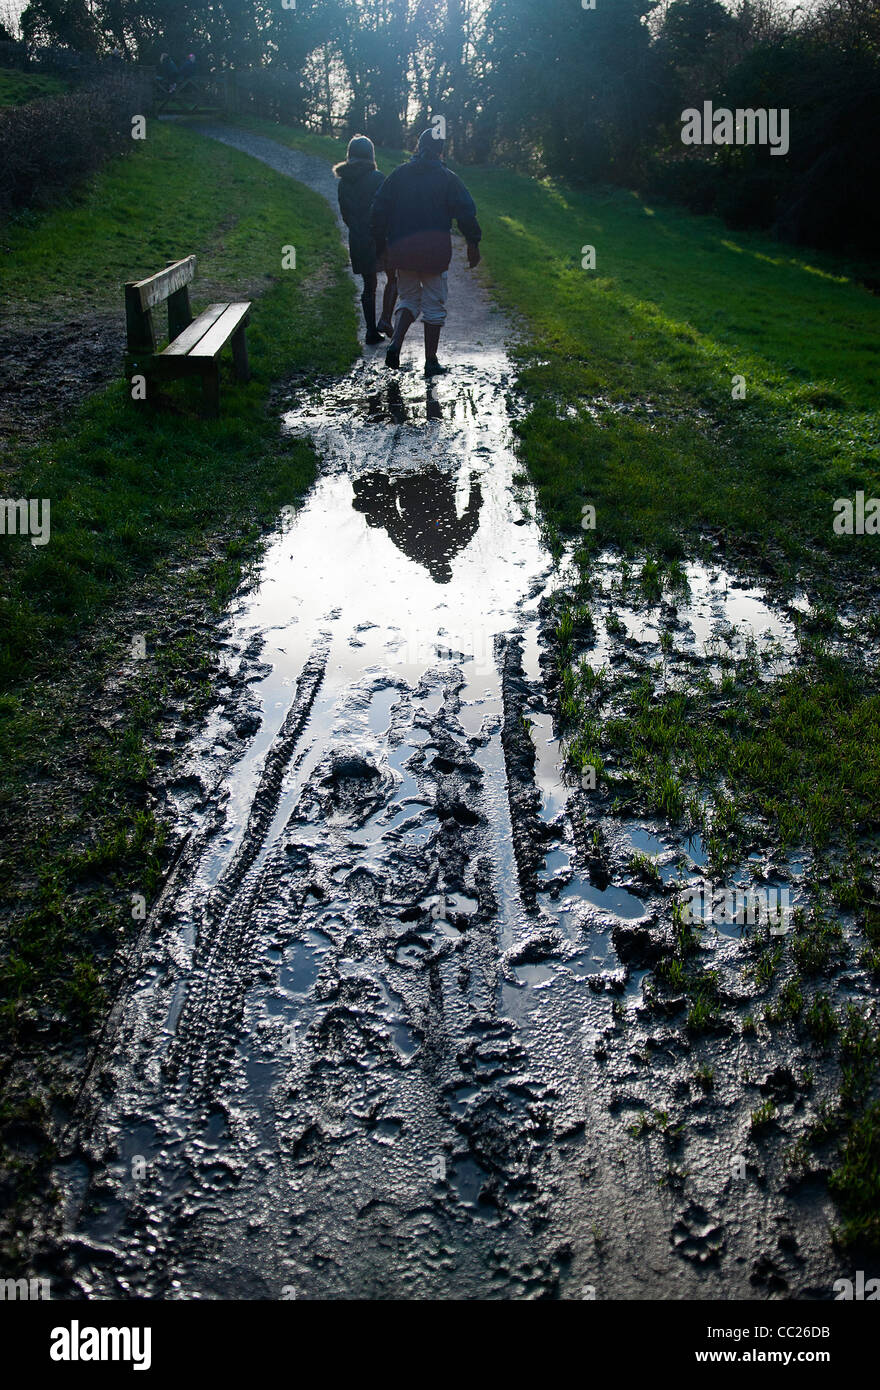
[
  {"left": 158, "top": 53, "right": 178, "bottom": 93},
  {"left": 370, "top": 127, "right": 482, "bottom": 376},
  {"left": 334, "top": 135, "right": 398, "bottom": 345}
]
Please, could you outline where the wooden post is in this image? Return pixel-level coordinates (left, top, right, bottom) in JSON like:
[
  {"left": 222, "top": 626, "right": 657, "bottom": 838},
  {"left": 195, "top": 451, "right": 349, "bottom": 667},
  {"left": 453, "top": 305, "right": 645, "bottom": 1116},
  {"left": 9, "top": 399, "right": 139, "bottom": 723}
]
[
  {"left": 231, "top": 323, "right": 251, "bottom": 383},
  {"left": 202, "top": 366, "right": 221, "bottom": 417},
  {"left": 168, "top": 285, "right": 192, "bottom": 340},
  {"left": 124, "top": 282, "right": 156, "bottom": 353}
]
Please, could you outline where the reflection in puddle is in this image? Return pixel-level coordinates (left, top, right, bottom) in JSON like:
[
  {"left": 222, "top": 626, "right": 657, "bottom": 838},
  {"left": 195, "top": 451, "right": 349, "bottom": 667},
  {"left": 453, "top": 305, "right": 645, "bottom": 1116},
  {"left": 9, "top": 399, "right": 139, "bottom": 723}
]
[
  {"left": 581, "top": 553, "right": 802, "bottom": 676},
  {"left": 281, "top": 931, "right": 332, "bottom": 994},
  {"left": 352, "top": 467, "right": 482, "bottom": 585},
  {"left": 557, "top": 875, "right": 646, "bottom": 920},
  {"left": 685, "top": 833, "right": 707, "bottom": 867},
  {"left": 541, "top": 847, "right": 571, "bottom": 878},
  {"left": 449, "top": 1156, "right": 494, "bottom": 1212},
  {"left": 513, "top": 960, "right": 556, "bottom": 986},
  {"left": 368, "top": 686, "right": 399, "bottom": 733},
  {"left": 528, "top": 712, "right": 567, "bottom": 819},
  {"left": 628, "top": 827, "right": 666, "bottom": 857}
]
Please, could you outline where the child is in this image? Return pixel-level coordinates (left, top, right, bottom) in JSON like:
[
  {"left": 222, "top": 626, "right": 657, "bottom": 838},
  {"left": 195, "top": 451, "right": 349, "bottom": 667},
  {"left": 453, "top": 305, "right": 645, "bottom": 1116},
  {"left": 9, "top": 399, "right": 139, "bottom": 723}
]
[{"left": 334, "top": 135, "right": 398, "bottom": 345}]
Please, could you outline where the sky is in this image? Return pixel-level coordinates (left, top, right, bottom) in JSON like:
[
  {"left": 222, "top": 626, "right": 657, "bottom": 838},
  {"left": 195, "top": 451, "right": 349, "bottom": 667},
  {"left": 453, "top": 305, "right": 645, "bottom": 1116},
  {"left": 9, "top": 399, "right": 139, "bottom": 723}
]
[
  {"left": 0, "top": 0, "right": 815, "bottom": 41},
  {"left": 2, "top": 1, "right": 25, "bottom": 37}
]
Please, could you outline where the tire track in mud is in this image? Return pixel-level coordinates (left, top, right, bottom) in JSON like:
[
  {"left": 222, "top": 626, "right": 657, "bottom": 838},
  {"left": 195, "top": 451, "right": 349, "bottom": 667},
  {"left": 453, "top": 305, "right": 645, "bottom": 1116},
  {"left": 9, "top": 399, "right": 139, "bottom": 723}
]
[
  {"left": 497, "top": 633, "right": 547, "bottom": 910},
  {"left": 203, "top": 644, "right": 330, "bottom": 919},
  {"left": 169, "top": 642, "right": 329, "bottom": 1088}
]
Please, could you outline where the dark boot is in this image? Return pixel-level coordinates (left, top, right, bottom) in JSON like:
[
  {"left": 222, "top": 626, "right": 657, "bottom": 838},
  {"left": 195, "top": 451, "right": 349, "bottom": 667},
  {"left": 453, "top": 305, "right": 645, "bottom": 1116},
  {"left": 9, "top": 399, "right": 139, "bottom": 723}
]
[
  {"left": 424, "top": 321, "right": 448, "bottom": 375},
  {"left": 386, "top": 308, "right": 415, "bottom": 368},
  {"left": 362, "top": 285, "right": 382, "bottom": 344}
]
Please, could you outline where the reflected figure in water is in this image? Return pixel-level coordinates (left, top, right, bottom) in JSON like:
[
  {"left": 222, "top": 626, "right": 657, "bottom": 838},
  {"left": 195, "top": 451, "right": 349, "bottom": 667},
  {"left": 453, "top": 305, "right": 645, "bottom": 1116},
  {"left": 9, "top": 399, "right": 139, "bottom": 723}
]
[
  {"left": 364, "top": 381, "right": 443, "bottom": 424},
  {"left": 352, "top": 466, "right": 482, "bottom": 584}
]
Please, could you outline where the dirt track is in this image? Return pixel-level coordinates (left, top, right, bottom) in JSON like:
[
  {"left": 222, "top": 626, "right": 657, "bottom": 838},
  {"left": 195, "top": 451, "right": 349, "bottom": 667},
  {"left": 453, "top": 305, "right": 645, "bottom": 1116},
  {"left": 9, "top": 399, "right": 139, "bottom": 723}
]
[{"left": 45, "top": 130, "right": 859, "bottom": 1300}]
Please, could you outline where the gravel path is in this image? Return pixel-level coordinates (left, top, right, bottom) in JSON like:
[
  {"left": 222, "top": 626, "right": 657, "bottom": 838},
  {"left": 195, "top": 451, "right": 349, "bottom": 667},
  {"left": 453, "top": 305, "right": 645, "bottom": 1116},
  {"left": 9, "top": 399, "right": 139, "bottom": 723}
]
[{"left": 193, "top": 124, "right": 346, "bottom": 230}]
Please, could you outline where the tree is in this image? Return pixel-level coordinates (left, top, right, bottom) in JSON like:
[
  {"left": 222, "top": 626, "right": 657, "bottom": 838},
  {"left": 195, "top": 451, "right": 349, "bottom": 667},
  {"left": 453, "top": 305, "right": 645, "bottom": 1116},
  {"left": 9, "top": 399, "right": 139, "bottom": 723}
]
[{"left": 21, "top": 0, "right": 100, "bottom": 52}]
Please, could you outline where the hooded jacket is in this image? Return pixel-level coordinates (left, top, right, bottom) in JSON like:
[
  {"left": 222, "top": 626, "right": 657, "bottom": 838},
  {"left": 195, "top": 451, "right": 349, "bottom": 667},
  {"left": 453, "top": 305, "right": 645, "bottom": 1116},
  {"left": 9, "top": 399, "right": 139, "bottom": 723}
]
[
  {"left": 369, "top": 153, "right": 482, "bottom": 274},
  {"left": 335, "top": 159, "right": 385, "bottom": 275}
]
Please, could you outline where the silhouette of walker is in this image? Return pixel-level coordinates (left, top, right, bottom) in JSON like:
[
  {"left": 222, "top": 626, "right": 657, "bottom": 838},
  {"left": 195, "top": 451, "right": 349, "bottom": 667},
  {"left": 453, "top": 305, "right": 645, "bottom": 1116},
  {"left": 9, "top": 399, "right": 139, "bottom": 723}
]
[{"left": 352, "top": 467, "right": 482, "bottom": 585}]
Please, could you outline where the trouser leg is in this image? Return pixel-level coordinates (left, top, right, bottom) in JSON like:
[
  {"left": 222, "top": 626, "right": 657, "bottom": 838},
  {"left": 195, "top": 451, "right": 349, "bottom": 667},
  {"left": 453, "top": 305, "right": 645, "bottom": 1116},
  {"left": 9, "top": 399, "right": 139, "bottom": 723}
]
[
  {"left": 391, "top": 308, "right": 415, "bottom": 350},
  {"left": 381, "top": 272, "right": 398, "bottom": 328},
  {"left": 361, "top": 273, "right": 378, "bottom": 334}
]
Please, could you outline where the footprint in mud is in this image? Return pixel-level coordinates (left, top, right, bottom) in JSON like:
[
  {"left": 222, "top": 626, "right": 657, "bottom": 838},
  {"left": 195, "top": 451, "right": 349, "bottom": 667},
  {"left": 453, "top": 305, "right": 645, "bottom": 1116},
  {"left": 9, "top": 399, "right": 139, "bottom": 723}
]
[{"left": 671, "top": 1203, "right": 725, "bottom": 1264}]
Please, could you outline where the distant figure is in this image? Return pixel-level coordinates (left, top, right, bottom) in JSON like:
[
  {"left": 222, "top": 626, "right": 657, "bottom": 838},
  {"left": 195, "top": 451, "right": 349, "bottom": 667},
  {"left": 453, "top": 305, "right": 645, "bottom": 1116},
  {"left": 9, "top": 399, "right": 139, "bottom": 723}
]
[
  {"left": 334, "top": 135, "right": 398, "bottom": 346},
  {"left": 370, "top": 128, "right": 481, "bottom": 376},
  {"left": 158, "top": 53, "right": 178, "bottom": 93},
  {"left": 159, "top": 52, "right": 194, "bottom": 95}
]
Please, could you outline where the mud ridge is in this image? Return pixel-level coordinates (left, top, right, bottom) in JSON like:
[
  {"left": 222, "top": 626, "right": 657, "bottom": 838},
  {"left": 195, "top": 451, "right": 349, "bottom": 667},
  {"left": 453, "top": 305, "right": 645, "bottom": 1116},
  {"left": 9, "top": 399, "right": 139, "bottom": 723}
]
[
  {"left": 498, "top": 633, "right": 549, "bottom": 910},
  {"left": 204, "top": 641, "right": 329, "bottom": 919}
]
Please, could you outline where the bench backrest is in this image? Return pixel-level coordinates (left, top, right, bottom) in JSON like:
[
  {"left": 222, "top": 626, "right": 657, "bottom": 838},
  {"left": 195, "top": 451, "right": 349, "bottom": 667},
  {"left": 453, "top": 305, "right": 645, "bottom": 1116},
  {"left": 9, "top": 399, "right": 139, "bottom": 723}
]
[{"left": 125, "top": 256, "right": 196, "bottom": 353}]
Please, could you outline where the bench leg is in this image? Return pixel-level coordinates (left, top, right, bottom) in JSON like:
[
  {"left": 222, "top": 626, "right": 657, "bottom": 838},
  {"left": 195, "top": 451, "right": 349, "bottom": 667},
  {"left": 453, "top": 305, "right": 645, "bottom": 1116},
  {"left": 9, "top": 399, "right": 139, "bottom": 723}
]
[
  {"left": 202, "top": 367, "right": 221, "bottom": 418},
  {"left": 232, "top": 324, "right": 251, "bottom": 383}
]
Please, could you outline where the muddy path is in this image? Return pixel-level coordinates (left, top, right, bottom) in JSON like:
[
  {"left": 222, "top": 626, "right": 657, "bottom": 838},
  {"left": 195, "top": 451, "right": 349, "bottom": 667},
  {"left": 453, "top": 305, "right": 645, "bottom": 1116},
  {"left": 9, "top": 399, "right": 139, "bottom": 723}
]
[{"left": 47, "top": 129, "right": 851, "bottom": 1300}]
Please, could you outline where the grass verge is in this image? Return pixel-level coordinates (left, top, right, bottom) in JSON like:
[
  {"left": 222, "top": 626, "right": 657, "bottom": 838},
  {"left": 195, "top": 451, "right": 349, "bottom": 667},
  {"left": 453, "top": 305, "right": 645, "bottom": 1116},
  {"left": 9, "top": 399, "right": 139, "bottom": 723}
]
[
  {"left": 0, "top": 118, "right": 357, "bottom": 1254},
  {"left": 0, "top": 66, "right": 71, "bottom": 107}
]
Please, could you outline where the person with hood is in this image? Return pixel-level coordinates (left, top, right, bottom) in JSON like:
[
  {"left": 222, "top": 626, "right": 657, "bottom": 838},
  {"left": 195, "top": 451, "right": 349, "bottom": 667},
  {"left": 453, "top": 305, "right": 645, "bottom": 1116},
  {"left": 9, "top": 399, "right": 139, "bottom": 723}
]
[
  {"left": 334, "top": 135, "right": 398, "bottom": 345},
  {"left": 370, "top": 128, "right": 482, "bottom": 376}
]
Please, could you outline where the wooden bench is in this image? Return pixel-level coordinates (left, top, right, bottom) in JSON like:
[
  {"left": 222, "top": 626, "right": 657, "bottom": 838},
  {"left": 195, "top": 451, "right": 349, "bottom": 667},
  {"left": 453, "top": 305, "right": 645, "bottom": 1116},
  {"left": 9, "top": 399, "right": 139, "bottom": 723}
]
[{"left": 124, "top": 256, "right": 251, "bottom": 416}]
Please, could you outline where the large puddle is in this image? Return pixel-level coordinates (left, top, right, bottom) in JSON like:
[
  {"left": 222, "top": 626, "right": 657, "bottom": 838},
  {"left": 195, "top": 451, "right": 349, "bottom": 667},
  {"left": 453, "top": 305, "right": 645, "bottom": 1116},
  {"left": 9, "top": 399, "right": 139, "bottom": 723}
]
[
  {"left": 189, "top": 354, "right": 550, "bottom": 899},
  {"left": 59, "top": 332, "right": 821, "bottom": 1299}
]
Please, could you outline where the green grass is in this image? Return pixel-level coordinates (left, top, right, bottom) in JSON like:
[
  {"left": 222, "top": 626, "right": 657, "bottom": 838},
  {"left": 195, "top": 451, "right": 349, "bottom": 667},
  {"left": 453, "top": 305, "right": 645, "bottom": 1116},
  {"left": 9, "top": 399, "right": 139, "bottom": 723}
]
[
  {"left": 1, "top": 119, "right": 341, "bottom": 313},
  {"left": 464, "top": 173, "right": 879, "bottom": 565},
  {"left": 1, "top": 120, "right": 357, "bottom": 688},
  {"left": 581, "top": 647, "right": 880, "bottom": 855},
  {"left": 750, "top": 1098, "right": 778, "bottom": 1133},
  {"left": 0, "top": 67, "right": 71, "bottom": 107},
  {"left": 822, "top": 1008, "right": 880, "bottom": 1249},
  {"left": 0, "top": 118, "right": 358, "bottom": 1244},
  {"left": 830, "top": 1098, "right": 880, "bottom": 1248}
]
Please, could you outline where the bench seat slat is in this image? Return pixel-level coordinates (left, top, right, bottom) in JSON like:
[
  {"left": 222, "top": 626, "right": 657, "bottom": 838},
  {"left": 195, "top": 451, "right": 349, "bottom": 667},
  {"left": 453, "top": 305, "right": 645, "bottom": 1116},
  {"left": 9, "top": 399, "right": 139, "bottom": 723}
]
[
  {"left": 186, "top": 302, "right": 251, "bottom": 360},
  {"left": 161, "top": 304, "right": 229, "bottom": 357}
]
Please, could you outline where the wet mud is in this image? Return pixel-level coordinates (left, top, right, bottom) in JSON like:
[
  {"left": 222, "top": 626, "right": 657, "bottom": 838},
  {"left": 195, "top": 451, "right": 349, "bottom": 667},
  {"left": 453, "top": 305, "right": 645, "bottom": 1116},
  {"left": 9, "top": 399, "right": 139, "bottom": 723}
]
[
  {"left": 0, "top": 314, "right": 121, "bottom": 448},
  {"left": 41, "top": 130, "right": 865, "bottom": 1300}
]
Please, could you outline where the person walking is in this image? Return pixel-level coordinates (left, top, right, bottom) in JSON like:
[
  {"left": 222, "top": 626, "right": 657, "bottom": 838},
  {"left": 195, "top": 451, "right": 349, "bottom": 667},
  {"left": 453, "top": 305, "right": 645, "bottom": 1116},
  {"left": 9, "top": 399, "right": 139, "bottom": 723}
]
[
  {"left": 158, "top": 53, "right": 178, "bottom": 93},
  {"left": 334, "top": 135, "right": 398, "bottom": 345},
  {"left": 178, "top": 52, "right": 197, "bottom": 84},
  {"left": 370, "top": 128, "right": 482, "bottom": 376}
]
